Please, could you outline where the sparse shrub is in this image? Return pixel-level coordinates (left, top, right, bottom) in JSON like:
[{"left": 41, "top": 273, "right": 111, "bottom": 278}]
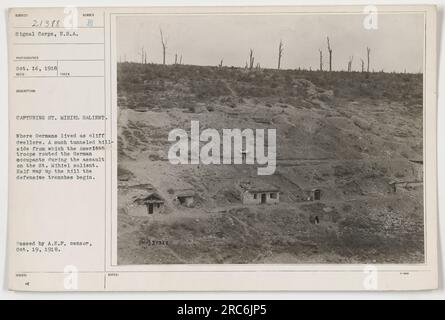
[
  {"left": 334, "top": 165, "right": 354, "bottom": 177},
  {"left": 351, "top": 116, "right": 371, "bottom": 130},
  {"left": 400, "top": 151, "right": 409, "bottom": 158},
  {"left": 117, "top": 166, "right": 134, "bottom": 181},
  {"left": 395, "top": 172, "right": 405, "bottom": 178},
  {"left": 330, "top": 212, "right": 340, "bottom": 223},
  {"left": 148, "top": 153, "right": 163, "bottom": 161}
]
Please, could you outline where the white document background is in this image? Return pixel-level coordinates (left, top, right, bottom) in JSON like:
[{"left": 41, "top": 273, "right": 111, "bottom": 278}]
[{"left": 0, "top": 0, "right": 444, "bottom": 299}]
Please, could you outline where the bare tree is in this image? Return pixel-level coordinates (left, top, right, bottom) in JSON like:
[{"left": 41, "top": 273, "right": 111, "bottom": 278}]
[
  {"left": 139, "top": 47, "right": 148, "bottom": 64},
  {"left": 366, "top": 47, "right": 371, "bottom": 72},
  {"left": 248, "top": 49, "right": 255, "bottom": 70},
  {"left": 140, "top": 47, "right": 145, "bottom": 64},
  {"left": 277, "top": 40, "right": 284, "bottom": 70},
  {"left": 347, "top": 55, "right": 354, "bottom": 72},
  {"left": 174, "top": 53, "right": 178, "bottom": 65},
  {"left": 319, "top": 49, "right": 323, "bottom": 71},
  {"left": 160, "top": 29, "right": 167, "bottom": 65},
  {"left": 219, "top": 59, "right": 224, "bottom": 68},
  {"left": 327, "top": 37, "right": 333, "bottom": 72},
  {"left": 179, "top": 55, "right": 182, "bottom": 65},
  {"left": 256, "top": 63, "right": 261, "bottom": 71},
  {"left": 361, "top": 58, "right": 365, "bottom": 72}
]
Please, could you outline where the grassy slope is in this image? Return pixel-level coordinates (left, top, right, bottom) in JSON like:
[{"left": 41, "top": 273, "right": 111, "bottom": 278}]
[{"left": 117, "top": 63, "right": 424, "bottom": 264}]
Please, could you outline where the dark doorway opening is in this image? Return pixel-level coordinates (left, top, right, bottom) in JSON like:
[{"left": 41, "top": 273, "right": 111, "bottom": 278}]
[
  {"left": 314, "top": 189, "right": 321, "bottom": 200},
  {"left": 261, "top": 193, "right": 266, "bottom": 204},
  {"left": 148, "top": 203, "right": 154, "bottom": 214}
]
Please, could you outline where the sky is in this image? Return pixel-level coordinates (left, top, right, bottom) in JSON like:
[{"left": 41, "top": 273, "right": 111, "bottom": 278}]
[{"left": 116, "top": 13, "right": 424, "bottom": 73}]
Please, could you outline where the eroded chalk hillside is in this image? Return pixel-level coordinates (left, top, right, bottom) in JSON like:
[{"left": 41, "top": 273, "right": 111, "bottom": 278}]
[{"left": 116, "top": 63, "right": 424, "bottom": 265}]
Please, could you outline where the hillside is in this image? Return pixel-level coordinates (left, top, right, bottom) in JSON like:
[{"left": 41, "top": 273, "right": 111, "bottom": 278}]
[{"left": 117, "top": 63, "right": 424, "bottom": 264}]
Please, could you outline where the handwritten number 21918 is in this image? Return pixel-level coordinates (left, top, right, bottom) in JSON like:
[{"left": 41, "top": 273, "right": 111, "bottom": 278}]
[{"left": 31, "top": 19, "right": 61, "bottom": 28}]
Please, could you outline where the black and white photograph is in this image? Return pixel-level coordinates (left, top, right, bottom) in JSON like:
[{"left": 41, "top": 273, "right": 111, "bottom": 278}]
[
  {"left": 1, "top": 2, "right": 442, "bottom": 295},
  {"left": 116, "top": 12, "right": 425, "bottom": 265}
]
